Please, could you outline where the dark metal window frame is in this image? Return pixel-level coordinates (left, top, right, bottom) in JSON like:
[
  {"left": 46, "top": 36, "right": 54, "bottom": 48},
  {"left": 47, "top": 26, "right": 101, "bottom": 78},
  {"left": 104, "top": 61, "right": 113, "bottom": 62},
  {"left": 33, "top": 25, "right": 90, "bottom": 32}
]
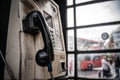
[{"left": 66, "top": 0, "right": 120, "bottom": 79}]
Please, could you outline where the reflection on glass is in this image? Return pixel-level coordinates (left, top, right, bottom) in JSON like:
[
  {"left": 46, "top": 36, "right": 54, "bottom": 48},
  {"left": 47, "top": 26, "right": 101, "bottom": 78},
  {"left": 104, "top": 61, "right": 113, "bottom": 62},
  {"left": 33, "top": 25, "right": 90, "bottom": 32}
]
[
  {"left": 43, "top": 11, "right": 53, "bottom": 28},
  {"left": 67, "top": 8, "right": 74, "bottom": 27},
  {"left": 77, "top": 53, "right": 120, "bottom": 79},
  {"left": 68, "top": 54, "right": 74, "bottom": 76},
  {"left": 67, "top": 30, "right": 74, "bottom": 51},
  {"left": 77, "top": 25, "right": 120, "bottom": 51},
  {"left": 76, "top": 1, "right": 120, "bottom": 26},
  {"left": 75, "top": 0, "right": 93, "bottom": 4},
  {"left": 67, "top": 0, "right": 73, "bottom": 6}
]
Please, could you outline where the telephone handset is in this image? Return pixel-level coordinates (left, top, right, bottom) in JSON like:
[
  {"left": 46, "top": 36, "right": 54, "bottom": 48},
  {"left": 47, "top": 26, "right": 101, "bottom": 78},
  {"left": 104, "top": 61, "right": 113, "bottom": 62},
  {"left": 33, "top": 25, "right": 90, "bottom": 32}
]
[{"left": 23, "top": 11, "right": 54, "bottom": 67}]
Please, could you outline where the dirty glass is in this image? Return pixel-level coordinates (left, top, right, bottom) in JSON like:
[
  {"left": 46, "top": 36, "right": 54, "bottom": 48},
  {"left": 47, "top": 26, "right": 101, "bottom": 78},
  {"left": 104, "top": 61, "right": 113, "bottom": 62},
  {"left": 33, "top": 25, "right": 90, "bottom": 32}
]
[
  {"left": 67, "top": 0, "right": 73, "bottom": 6},
  {"left": 75, "top": 0, "right": 93, "bottom": 4},
  {"left": 77, "top": 25, "right": 120, "bottom": 51},
  {"left": 67, "top": 30, "right": 74, "bottom": 51},
  {"left": 76, "top": 1, "right": 120, "bottom": 26},
  {"left": 77, "top": 53, "right": 120, "bottom": 79},
  {"left": 67, "top": 8, "right": 74, "bottom": 27},
  {"left": 68, "top": 54, "right": 75, "bottom": 76}
]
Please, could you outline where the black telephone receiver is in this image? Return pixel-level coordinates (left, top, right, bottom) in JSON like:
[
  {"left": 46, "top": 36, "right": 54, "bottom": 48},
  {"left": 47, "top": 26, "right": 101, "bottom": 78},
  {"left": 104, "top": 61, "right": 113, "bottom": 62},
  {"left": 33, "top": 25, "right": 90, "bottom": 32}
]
[{"left": 23, "top": 11, "right": 54, "bottom": 67}]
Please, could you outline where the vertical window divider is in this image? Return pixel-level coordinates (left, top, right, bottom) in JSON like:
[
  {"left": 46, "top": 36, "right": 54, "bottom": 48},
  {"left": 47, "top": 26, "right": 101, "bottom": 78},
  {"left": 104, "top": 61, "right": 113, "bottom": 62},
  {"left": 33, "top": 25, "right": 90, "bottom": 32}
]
[{"left": 73, "top": 0, "right": 77, "bottom": 78}]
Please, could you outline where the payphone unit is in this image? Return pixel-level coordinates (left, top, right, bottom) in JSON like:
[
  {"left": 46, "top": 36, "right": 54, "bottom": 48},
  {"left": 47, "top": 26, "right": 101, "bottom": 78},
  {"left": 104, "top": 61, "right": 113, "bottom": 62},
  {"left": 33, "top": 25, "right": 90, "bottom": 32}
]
[{"left": 4, "top": 0, "right": 66, "bottom": 80}]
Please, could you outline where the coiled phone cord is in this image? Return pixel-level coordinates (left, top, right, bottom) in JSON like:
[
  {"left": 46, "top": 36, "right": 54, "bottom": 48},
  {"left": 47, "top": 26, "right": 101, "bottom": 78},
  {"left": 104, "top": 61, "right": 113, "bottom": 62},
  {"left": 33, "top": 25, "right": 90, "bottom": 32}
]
[
  {"left": 48, "top": 62, "right": 54, "bottom": 80},
  {"left": 0, "top": 50, "right": 16, "bottom": 80}
]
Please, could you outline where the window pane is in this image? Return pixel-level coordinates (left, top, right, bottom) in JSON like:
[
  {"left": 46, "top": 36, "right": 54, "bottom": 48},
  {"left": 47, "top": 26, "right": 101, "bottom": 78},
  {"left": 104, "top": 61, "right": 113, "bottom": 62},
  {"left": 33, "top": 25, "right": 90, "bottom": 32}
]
[
  {"left": 77, "top": 25, "right": 120, "bottom": 51},
  {"left": 77, "top": 53, "right": 120, "bottom": 79},
  {"left": 67, "top": 0, "right": 73, "bottom": 6},
  {"left": 76, "top": 1, "right": 120, "bottom": 26},
  {"left": 75, "top": 0, "right": 93, "bottom": 4},
  {"left": 67, "top": 30, "right": 74, "bottom": 51},
  {"left": 67, "top": 8, "right": 74, "bottom": 27},
  {"left": 68, "top": 54, "right": 75, "bottom": 76}
]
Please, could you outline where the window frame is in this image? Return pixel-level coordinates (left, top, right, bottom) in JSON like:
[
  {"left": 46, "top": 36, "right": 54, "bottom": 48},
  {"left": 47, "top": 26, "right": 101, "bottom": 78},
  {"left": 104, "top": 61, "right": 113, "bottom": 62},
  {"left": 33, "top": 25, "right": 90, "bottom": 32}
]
[{"left": 66, "top": 0, "right": 120, "bottom": 79}]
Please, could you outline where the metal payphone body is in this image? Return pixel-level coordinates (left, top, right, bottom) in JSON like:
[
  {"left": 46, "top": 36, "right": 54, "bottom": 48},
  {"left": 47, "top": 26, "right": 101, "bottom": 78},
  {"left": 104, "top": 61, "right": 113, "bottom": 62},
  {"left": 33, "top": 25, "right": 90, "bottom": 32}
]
[{"left": 4, "top": 0, "right": 66, "bottom": 79}]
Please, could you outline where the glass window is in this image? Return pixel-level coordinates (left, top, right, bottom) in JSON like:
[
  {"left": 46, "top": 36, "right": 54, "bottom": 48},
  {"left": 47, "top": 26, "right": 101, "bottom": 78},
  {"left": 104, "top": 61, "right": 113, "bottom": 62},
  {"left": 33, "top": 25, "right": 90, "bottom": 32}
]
[
  {"left": 76, "top": 1, "right": 120, "bottom": 26},
  {"left": 77, "top": 25, "right": 120, "bottom": 51},
  {"left": 67, "top": 30, "right": 74, "bottom": 51},
  {"left": 68, "top": 54, "right": 75, "bottom": 76},
  {"left": 66, "top": 0, "right": 120, "bottom": 79},
  {"left": 67, "top": 8, "right": 74, "bottom": 27},
  {"left": 77, "top": 53, "right": 120, "bottom": 79},
  {"left": 67, "top": 0, "right": 73, "bottom": 6},
  {"left": 75, "top": 0, "right": 93, "bottom": 4}
]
